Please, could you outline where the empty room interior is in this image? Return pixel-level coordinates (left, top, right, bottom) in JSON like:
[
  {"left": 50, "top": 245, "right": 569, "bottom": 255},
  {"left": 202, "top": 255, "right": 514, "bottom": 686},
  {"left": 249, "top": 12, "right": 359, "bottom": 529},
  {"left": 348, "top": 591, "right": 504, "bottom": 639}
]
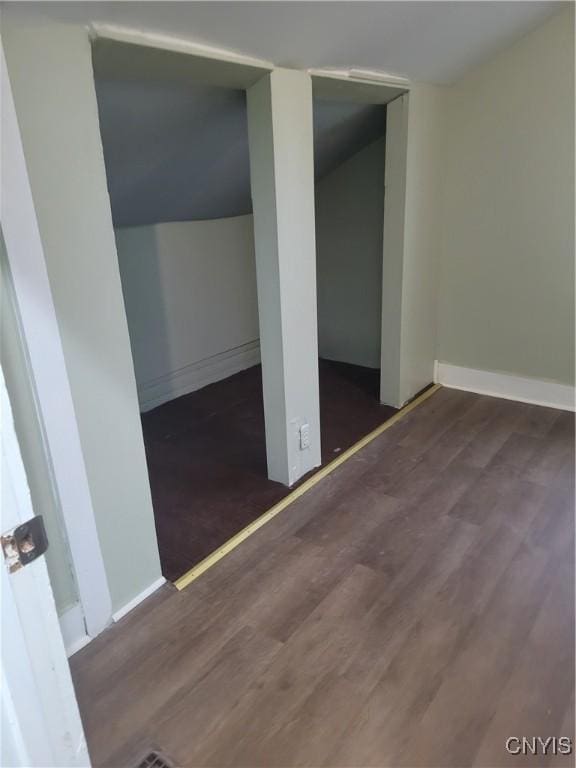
[
  {"left": 92, "top": 40, "right": 399, "bottom": 582},
  {"left": 1, "top": 2, "right": 574, "bottom": 768}
]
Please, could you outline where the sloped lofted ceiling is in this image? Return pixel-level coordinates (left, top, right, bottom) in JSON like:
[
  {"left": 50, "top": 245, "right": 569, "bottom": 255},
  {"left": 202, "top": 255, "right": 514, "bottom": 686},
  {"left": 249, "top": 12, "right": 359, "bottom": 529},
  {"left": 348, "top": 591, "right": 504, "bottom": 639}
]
[
  {"left": 82, "top": 1, "right": 560, "bottom": 227},
  {"left": 94, "top": 69, "right": 388, "bottom": 227},
  {"left": 21, "top": 1, "right": 560, "bottom": 83}
]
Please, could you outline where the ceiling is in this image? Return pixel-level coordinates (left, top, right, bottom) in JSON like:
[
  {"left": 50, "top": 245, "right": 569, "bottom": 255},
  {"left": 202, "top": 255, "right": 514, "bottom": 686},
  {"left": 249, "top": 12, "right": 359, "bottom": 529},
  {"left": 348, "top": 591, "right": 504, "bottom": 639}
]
[{"left": 19, "top": 2, "right": 561, "bottom": 83}]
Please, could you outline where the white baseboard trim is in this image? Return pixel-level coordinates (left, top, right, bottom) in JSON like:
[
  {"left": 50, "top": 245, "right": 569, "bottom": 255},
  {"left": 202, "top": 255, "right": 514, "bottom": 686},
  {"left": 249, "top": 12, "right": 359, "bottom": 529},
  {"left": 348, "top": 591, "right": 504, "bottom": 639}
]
[
  {"left": 112, "top": 576, "right": 166, "bottom": 623},
  {"left": 138, "top": 340, "right": 261, "bottom": 412},
  {"left": 435, "top": 362, "right": 575, "bottom": 412},
  {"left": 59, "top": 603, "right": 91, "bottom": 658},
  {"left": 59, "top": 577, "right": 166, "bottom": 655},
  {"left": 59, "top": 576, "right": 166, "bottom": 658}
]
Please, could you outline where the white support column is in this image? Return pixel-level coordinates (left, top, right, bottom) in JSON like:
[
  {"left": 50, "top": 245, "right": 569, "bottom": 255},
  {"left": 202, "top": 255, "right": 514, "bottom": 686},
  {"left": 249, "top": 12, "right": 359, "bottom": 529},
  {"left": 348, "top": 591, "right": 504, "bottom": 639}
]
[{"left": 247, "top": 69, "right": 321, "bottom": 486}]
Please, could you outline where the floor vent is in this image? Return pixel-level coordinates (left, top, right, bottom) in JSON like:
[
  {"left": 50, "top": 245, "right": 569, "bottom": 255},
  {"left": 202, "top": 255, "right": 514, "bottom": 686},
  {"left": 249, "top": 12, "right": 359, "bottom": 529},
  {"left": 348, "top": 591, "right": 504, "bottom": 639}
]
[{"left": 136, "top": 750, "right": 176, "bottom": 768}]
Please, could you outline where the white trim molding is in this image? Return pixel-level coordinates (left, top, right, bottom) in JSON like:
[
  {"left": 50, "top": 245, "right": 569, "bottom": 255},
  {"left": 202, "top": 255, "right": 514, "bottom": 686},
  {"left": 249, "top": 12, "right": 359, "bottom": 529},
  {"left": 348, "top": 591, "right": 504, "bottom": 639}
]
[
  {"left": 435, "top": 362, "right": 575, "bottom": 412},
  {"left": 60, "top": 576, "right": 166, "bottom": 656},
  {"left": 139, "top": 341, "right": 261, "bottom": 412},
  {"left": 59, "top": 604, "right": 92, "bottom": 659},
  {"left": 111, "top": 577, "right": 166, "bottom": 623},
  {"left": 88, "top": 22, "right": 274, "bottom": 70}
]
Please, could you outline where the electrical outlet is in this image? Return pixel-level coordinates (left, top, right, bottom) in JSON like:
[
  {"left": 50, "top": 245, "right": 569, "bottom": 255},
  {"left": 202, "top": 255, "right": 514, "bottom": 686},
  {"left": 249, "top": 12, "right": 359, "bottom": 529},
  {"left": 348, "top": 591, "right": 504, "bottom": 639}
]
[{"left": 299, "top": 423, "right": 310, "bottom": 450}]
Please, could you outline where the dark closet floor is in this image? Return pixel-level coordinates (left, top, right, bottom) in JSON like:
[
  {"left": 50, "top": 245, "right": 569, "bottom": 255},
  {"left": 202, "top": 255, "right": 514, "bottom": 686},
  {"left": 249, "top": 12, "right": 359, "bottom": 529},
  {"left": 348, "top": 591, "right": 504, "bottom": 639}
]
[{"left": 142, "top": 359, "right": 396, "bottom": 582}]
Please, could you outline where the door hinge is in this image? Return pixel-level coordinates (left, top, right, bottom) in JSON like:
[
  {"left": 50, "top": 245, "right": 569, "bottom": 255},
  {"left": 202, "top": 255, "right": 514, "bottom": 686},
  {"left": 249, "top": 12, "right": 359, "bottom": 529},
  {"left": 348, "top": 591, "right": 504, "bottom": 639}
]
[{"left": 1, "top": 516, "right": 49, "bottom": 574}]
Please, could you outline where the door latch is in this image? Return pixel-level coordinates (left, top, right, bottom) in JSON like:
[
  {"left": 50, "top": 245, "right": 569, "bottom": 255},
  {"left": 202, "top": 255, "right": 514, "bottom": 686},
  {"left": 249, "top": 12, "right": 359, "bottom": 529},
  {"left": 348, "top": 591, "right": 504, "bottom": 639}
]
[{"left": 1, "top": 516, "right": 49, "bottom": 574}]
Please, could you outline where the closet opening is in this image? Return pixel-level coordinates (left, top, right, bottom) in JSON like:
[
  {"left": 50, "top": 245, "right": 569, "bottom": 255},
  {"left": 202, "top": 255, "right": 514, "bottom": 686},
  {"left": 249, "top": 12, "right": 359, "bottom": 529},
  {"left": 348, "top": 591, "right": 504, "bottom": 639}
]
[
  {"left": 313, "top": 84, "right": 396, "bottom": 461},
  {"left": 93, "top": 40, "right": 275, "bottom": 582}
]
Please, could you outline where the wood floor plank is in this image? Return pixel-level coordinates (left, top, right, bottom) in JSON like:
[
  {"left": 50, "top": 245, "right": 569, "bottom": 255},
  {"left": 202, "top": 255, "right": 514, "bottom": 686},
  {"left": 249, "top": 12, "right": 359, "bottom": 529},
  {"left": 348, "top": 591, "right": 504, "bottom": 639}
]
[
  {"left": 327, "top": 612, "right": 476, "bottom": 767},
  {"left": 472, "top": 555, "right": 574, "bottom": 767},
  {"left": 526, "top": 482, "right": 575, "bottom": 558},
  {"left": 548, "top": 693, "right": 576, "bottom": 767},
  {"left": 339, "top": 515, "right": 480, "bottom": 691},
  {"left": 108, "top": 624, "right": 283, "bottom": 768},
  {"left": 488, "top": 431, "right": 543, "bottom": 471},
  {"left": 393, "top": 388, "right": 479, "bottom": 452},
  {"left": 513, "top": 402, "right": 563, "bottom": 438},
  {"left": 70, "top": 389, "right": 574, "bottom": 768},
  {"left": 186, "top": 564, "right": 384, "bottom": 767},
  {"left": 394, "top": 542, "right": 554, "bottom": 767},
  {"left": 449, "top": 463, "right": 523, "bottom": 525},
  {"left": 457, "top": 398, "right": 531, "bottom": 468},
  {"left": 524, "top": 411, "right": 575, "bottom": 487},
  {"left": 395, "top": 458, "right": 481, "bottom": 517},
  {"left": 296, "top": 486, "right": 401, "bottom": 556}
]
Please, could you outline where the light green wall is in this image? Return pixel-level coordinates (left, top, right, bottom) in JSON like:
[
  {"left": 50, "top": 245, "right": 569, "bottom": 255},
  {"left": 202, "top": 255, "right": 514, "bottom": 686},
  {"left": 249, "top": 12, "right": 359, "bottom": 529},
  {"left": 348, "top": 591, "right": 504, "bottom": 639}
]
[
  {"left": 116, "top": 215, "right": 259, "bottom": 399},
  {"left": 315, "top": 137, "right": 385, "bottom": 369},
  {"left": 1, "top": 231, "right": 78, "bottom": 615},
  {"left": 2, "top": 12, "right": 162, "bottom": 612},
  {"left": 381, "top": 87, "right": 445, "bottom": 407},
  {"left": 438, "top": 6, "right": 575, "bottom": 385},
  {"left": 399, "top": 85, "right": 446, "bottom": 402}
]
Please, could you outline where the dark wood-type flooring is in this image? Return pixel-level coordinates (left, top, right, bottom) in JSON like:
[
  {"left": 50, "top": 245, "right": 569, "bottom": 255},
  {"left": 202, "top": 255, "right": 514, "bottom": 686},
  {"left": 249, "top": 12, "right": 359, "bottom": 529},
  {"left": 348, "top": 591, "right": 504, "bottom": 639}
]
[
  {"left": 142, "top": 360, "right": 395, "bottom": 581},
  {"left": 72, "top": 387, "right": 575, "bottom": 768}
]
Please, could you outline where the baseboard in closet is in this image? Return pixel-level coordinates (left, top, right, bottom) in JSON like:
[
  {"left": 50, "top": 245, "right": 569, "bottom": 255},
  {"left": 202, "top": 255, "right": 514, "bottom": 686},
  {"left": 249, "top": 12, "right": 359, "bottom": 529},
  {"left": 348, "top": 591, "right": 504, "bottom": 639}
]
[{"left": 138, "top": 340, "right": 261, "bottom": 412}]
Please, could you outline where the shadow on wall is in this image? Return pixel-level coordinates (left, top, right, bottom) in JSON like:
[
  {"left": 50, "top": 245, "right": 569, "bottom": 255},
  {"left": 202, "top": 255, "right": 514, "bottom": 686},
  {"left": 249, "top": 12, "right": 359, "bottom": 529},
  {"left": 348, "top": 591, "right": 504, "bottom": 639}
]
[
  {"left": 116, "top": 225, "right": 172, "bottom": 405},
  {"left": 315, "top": 135, "right": 386, "bottom": 370},
  {"left": 115, "top": 216, "right": 261, "bottom": 412}
]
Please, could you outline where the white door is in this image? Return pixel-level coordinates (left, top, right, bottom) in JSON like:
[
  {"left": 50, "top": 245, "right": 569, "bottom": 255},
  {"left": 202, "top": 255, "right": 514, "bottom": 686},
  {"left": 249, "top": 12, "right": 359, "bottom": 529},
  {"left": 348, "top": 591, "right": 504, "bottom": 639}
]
[{"left": 1, "top": 368, "right": 90, "bottom": 767}]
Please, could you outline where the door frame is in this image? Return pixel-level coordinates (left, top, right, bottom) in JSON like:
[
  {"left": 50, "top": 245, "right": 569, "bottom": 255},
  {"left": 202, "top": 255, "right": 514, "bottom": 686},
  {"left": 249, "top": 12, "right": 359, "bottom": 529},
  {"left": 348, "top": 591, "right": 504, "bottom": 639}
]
[
  {"left": 0, "top": 40, "right": 112, "bottom": 639},
  {"left": 310, "top": 75, "right": 410, "bottom": 408}
]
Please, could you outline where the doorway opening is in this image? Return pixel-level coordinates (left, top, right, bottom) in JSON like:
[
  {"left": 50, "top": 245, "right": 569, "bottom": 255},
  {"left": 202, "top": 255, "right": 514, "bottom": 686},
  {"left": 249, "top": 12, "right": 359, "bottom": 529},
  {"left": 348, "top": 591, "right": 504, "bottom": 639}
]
[
  {"left": 313, "top": 93, "right": 395, "bottom": 461},
  {"left": 92, "top": 39, "right": 405, "bottom": 585},
  {"left": 92, "top": 41, "right": 279, "bottom": 582}
]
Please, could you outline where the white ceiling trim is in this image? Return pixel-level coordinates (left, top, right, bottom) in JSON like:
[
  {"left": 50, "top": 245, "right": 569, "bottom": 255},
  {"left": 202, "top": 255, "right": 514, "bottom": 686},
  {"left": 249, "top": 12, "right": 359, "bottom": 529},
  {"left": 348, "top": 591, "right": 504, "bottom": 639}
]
[
  {"left": 88, "top": 22, "right": 275, "bottom": 70},
  {"left": 308, "top": 67, "right": 412, "bottom": 89}
]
